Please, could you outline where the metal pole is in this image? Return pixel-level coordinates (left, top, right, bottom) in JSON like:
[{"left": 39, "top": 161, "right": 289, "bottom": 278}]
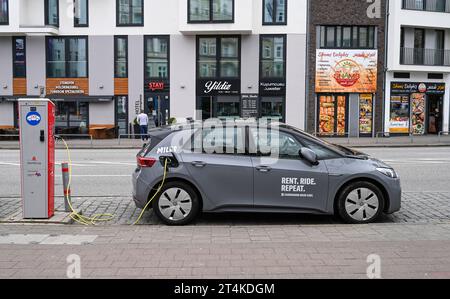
[{"left": 61, "top": 162, "right": 72, "bottom": 213}]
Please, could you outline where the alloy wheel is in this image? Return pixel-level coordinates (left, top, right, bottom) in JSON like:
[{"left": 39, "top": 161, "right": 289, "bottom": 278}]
[
  {"left": 158, "top": 188, "right": 193, "bottom": 221},
  {"left": 345, "top": 188, "right": 380, "bottom": 222}
]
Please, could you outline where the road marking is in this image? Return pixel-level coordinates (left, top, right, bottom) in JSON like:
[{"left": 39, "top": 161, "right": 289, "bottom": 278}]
[
  {"left": 0, "top": 162, "right": 20, "bottom": 166},
  {"left": 0, "top": 161, "right": 135, "bottom": 167},
  {"left": 0, "top": 234, "right": 98, "bottom": 245},
  {"left": 384, "top": 159, "right": 450, "bottom": 165},
  {"left": 59, "top": 175, "right": 130, "bottom": 177}
]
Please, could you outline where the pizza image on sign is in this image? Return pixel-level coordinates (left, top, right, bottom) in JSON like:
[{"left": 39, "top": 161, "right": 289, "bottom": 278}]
[{"left": 333, "top": 59, "right": 361, "bottom": 88}]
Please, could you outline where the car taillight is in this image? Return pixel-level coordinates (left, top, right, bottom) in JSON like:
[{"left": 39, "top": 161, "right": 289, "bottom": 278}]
[{"left": 137, "top": 156, "right": 157, "bottom": 168}]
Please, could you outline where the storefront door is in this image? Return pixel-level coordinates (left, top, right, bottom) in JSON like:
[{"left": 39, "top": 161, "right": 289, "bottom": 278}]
[
  {"left": 427, "top": 95, "right": 443, "bottom": 134},
  {"left": 146, "top": 95, "right": 169, "bottom": 127}
]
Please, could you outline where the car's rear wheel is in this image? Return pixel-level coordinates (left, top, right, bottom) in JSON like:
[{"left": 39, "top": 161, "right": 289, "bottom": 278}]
[
  {"left": 152, "top": 181, "right": 200, "bottom": 226},
  {"left": 337, "top": 181, "right": 385, "bottom": 224}
]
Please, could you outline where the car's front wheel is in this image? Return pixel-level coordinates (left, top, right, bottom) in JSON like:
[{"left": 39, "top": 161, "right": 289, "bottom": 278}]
[
  {"left": 152, "top": 181, "right": 200, "bottom": 226},
  {"left": 337, "top": 181, "right": 385, "bottom": 224}
]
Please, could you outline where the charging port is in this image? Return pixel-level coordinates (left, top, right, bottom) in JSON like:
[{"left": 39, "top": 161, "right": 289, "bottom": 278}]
[{"left": 159, "top": 154, "right": 179, "bottom": 168}]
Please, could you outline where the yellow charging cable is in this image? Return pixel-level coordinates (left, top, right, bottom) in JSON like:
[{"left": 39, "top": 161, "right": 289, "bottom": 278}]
[
  {"left": 60, "top": 136, "right": 168, "bottom": 225},
  {"left": 132, "top": 159, "right": 168, "bottom": 225},
  {"left": 61, "top": 137, "right": 115, "bottom": 225}
]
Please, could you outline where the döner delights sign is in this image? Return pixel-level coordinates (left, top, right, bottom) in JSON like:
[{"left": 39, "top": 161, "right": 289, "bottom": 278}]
[
  {"left": 197, "top": 79, "right": 240, "bottom": 96},
  {"left": 391, "top": 82, "right": 445, "bottom": 95},
  {"left": 315, "top": 49, "right": 378, "bottom": 93}
]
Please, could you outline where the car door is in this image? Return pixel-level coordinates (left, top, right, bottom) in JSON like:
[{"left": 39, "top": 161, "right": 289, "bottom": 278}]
[
  {"left": 180, "top": 125, "right": 254, "bottom": 211},
  {"left": 250, "top": 128, "right": 330, "bottom": 212}
]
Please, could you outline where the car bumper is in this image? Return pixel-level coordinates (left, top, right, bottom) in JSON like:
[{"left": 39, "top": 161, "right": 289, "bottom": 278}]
[
  {"left": 385, "top": 178, "right": 402, "bottom": 214},
  {"left": 132, "top": 170, "right": 148, "bottom": 209}
]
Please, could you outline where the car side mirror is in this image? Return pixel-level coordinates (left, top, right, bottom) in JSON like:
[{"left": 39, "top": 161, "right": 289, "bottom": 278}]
[{"left": 299, "top": 148, "right": 319, "bottom": 166}]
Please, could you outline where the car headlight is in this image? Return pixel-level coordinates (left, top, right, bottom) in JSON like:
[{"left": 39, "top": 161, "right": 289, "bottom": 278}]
[{"left": 376, "top": 167, "right": 398, "bottom": 179}]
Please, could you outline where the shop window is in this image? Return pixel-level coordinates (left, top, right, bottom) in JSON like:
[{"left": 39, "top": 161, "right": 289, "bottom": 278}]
[
  {"left": 389, "top": 95, "right": 410, "bottom": 134},
  {"left": 115, "top": 96, "right": 128, "bottom": 135},
  {"left": 74, "top": 0, "right": 88, "bottom": 27},
  {"left": 263, "top": 0, "right": 287, "bottom": 25},
  {"left": 217, "top": 96, "right": 240, "bottom": 118},
  {"left": 261, "top": 97, "right": 284, "bottom": 121},
  {"left": 45, "top": 0, "right": 59, "bottom": 27},
  {"left": 318, "top": 95, "right": 347, "bottom": 136},
  {"left": 55, "top": 102, "right": 89, "bottom": 134},
  {"left": 0, "top": 0, "right": 8, "bottom": 25},
  {"left": 144, "top": 36, "right": 169, "bottom": 79},
  {"left": 47, "top": 36, "right": 88, "bottom": 78},
  {"left": 189, "top": 0, "right": 234, "bottom": 23},
  {"left": 318, "top": 26, "right": 376, "bottom": 49},
  {"left": 260, "top": 35, "right": 286, "bottom": 79},
  {"left": 114, "top": 36, "right": 128, "bottom": 78},
  {"left": 13, "top": 37, "right": 26, "bottom": 78},
  {"left": 359, "top": 94, "right": 373, "bottom": 136},
  {"left": 117, "top": 0, "right": 143, "bottom": 26},
  {"left": 198, "top": 36, "right": 240, "bottom": 79}
]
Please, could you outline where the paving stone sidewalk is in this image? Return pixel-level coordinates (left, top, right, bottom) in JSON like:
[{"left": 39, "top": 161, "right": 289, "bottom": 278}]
[
  {"left": 1, "top": 192, "right": 449, "bottom": 225},
  {"left": 0, "top": 223, "right": 450, "bottom": 279}
]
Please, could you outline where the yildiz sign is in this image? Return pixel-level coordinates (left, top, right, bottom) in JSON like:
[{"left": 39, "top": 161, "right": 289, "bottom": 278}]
[{"left": 197, "top": 79, "right": 240, "bottom": 96}]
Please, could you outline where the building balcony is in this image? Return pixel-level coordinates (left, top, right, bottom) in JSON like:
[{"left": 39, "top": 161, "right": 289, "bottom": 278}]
[
  {"left": 402, "top": 0, "right": 450, "bottom": 13},
  {"left": 400, "top": 47, "right": 450, "bottom": 66}
]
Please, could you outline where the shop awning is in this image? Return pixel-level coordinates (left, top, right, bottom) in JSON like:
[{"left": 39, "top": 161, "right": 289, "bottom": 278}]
[
  {"left": 1, "top": 96, "right": 114, "bottom": 103},
  {"left": 50, "top": 96, "right": 114, "bottom": 102}
]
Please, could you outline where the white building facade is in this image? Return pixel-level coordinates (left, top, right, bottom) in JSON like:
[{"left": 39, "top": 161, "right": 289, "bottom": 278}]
[
  {"left": 0, "top": 0, "right": 308, "bottom": 136},
  {"left": 385, "top": 0, "right": 450, "bottom": 135}
]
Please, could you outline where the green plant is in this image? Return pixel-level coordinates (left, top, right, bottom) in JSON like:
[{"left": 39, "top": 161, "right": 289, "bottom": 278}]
[{"left": 169, "top": 117, "right": 177, "bottom": 125}]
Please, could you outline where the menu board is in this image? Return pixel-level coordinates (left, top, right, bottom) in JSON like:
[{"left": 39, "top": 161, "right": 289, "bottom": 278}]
[
  {"left": 241, "top": 94, "right": 259, "bottom": 119},
  {"left": 411, "top": 93, "right": 426, "bottom": 135},
  {"left": 359, "top": 94, "right": 373, "bottom": 135},
  {"left": 390, "top": 95, "right": 410, "bottom": 134}
]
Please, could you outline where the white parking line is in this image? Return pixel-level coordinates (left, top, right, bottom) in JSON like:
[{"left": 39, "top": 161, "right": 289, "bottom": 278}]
[
  {"left": 0, "top": 234, "right": 98, "bottom": 245},
  {"left": 61, "top": 175, "right": 130, "bottom": 177},
  {"left": 0, "top": 161, "right": 135, "bottom": 167},
  {"left": 0, "top": 162, "right": 20, "bottom": 166}
]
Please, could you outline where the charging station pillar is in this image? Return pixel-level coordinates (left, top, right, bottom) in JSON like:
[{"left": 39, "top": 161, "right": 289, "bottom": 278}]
[{"left": 19, "top": 99, "right": 55, "bottom": 219}]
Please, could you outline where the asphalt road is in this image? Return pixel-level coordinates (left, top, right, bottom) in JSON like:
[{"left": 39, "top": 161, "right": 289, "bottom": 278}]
[{"left": 0, "top": 147, "right": 449, "bottom": 198}]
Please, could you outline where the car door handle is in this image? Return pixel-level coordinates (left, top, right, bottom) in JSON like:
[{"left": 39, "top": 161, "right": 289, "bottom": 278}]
[
  {"left": 256, "top": 166, "right": 272, "bottom": 173},
  {"left": 191, "top": 161, "right": 207, "bottom": 168}
]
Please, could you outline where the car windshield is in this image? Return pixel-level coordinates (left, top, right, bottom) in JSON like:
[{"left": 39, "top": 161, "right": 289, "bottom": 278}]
[{"left": 282, "top": 125, "right": 355, "bottom": 156}]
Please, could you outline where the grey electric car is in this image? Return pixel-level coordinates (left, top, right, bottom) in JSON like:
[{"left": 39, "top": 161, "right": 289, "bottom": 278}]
[{"left": 132, "top": 122, "right": 401, "bottom": 225}]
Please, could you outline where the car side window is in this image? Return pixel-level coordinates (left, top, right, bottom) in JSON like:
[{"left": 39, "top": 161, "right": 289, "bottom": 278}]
[
  {"left": 250, "top": 128, "right": 302, "bottom": 159},
  {"left": 201, "top": 126, "right": 246, "bottom": 155}
]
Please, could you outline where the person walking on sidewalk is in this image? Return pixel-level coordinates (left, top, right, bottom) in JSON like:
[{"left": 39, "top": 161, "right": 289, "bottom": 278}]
[{"left": 137, "top": 110, "right": 149, "bottom": 141}]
